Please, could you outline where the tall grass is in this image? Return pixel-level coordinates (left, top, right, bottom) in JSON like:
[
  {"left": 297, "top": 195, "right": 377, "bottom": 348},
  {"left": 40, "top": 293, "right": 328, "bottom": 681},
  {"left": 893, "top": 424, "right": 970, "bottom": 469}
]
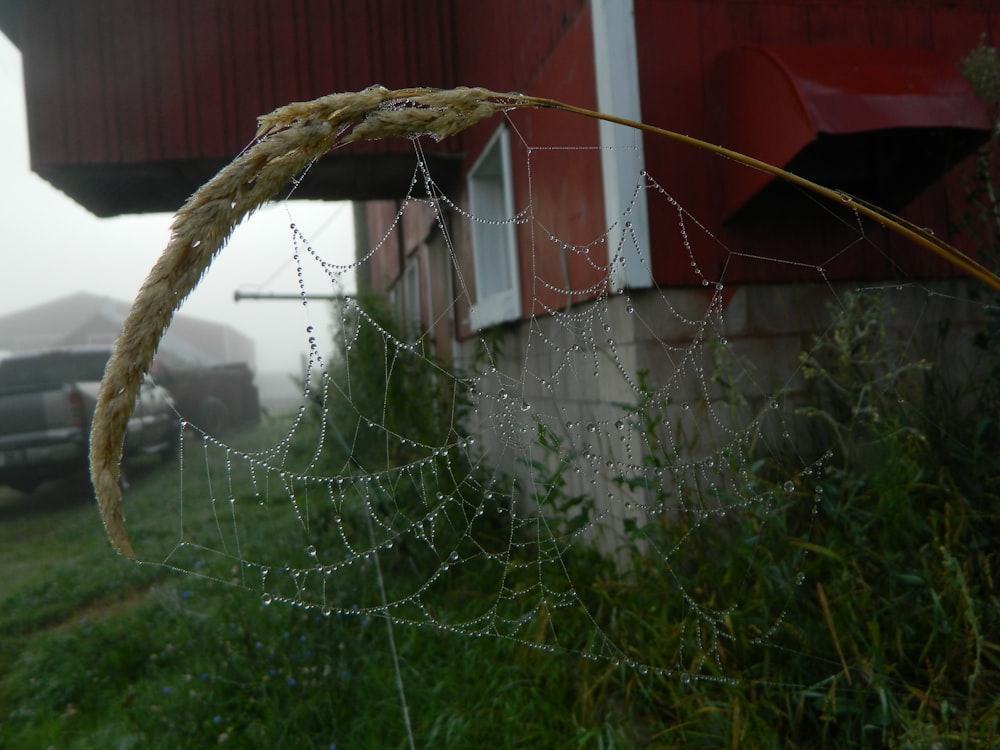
[{"left": 5, "top": 287, "right": 1000, "bottom": 746}]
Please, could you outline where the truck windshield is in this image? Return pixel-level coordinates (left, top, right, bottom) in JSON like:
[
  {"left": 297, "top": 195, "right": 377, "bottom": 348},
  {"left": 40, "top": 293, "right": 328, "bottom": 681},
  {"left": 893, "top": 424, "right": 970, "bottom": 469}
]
[{"left": 0, "top": 350, "right": 111, "bottom": 389}]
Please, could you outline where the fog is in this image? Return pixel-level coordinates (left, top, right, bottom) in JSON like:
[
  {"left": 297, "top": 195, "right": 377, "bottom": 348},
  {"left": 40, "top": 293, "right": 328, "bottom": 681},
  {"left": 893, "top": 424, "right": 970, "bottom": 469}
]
[{"left": 0, "top": 34, "right": 355, "bottom": 403}]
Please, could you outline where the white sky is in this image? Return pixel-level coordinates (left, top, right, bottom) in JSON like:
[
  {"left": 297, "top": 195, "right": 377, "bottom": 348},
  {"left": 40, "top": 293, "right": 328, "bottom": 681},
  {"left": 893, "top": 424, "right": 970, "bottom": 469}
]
[{"left": 0, "top": 34, "right": 355, "bottom": 375}]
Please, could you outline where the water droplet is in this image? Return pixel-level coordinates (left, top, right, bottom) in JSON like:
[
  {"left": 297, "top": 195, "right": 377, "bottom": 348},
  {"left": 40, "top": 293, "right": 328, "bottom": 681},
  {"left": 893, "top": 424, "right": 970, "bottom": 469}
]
[
  {"left": 795, "top": 572, "right": 806, "bottom": 585},
  {"left": 261, "top": 593, "right": 273, "bottom": 606},
  {"left": 783, "top": 480, "right": 795, "bottom": 493}
]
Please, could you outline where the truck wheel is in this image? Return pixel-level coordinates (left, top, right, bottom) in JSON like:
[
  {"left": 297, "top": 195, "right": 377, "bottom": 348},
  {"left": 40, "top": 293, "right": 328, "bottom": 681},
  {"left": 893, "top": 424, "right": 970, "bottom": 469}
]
[
  {"left": 160, "top": 428, "right": 180, "bottom": 462},
  {"left": 197, "top": 397, "right": 231, "bottom": 435}
]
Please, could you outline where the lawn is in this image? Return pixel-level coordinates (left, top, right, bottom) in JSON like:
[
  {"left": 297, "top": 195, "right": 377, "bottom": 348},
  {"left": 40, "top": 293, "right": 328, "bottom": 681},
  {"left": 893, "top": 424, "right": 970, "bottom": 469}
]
[
  {"left": 0, "top": 421, "right": 641, "bottom": 749},
  {"left": 2, "top": 328, "right": 999, "bottom": 750}
]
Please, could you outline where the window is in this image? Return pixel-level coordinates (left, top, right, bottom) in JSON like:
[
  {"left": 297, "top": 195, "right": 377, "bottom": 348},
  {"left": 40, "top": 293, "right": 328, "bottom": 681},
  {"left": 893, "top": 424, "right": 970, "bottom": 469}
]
[
  {"left": 402, "top": 255, "right": 422, "bottom": 336},
  {"left": 468, "top": 126, "right": 520, "bottom": 330}
]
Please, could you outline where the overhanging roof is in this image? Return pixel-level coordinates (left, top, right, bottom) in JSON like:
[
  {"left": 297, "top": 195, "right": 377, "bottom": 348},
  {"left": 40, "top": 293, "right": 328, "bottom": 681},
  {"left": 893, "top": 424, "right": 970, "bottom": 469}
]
[
  {"left": 712, "top": 45, "right": 992, "bottom": 220},
  {"left": 0, "top": 292, "right": 254, "bottom": 367},
  {"left": 0, "top": 0, "right": 461, "bottom": 216},
  {"left": 29, "top": 154, "right": 463, "bottom": 218}
]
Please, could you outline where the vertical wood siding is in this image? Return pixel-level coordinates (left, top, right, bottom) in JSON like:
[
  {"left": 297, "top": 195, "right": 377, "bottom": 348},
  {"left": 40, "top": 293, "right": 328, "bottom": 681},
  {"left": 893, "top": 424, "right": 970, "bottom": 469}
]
[
  {"left": 451, "top": 0, "right": 604, "bottom": 328},
  {"left": 19, "top": 0, "right": 458, "bottom": 167}
]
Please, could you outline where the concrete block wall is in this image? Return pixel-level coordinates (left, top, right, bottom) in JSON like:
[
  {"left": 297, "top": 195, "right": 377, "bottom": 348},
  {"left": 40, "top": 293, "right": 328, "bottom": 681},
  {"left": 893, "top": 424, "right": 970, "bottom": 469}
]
[{"left": 457, "top": 277, "right": 990, "bottom": 555}]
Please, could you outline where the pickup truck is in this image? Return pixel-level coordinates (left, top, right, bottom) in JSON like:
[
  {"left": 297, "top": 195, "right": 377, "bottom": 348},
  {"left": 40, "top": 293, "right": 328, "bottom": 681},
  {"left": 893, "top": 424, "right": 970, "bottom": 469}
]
[
  {"left": 151, "top": 360, "right": 260, "bottom": 435},
  {"left": 0, "top": 347, "right": 178, "bottom": 492}
]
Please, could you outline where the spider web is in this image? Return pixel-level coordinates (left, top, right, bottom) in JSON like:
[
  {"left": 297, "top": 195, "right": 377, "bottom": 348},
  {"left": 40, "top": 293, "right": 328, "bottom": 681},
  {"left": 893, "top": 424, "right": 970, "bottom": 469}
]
[{"left": 145, "top": 111, "right": 994, "bottom": 687}]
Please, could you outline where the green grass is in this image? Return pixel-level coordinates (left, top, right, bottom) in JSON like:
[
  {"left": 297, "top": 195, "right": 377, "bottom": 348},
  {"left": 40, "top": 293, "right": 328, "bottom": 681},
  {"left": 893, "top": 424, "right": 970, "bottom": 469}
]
[
  {"left": 0, "top": 421, "right": 643, "bottom": 749},
  {"left": 3, "top": 291, "right": 1000, "bottom": 748}
]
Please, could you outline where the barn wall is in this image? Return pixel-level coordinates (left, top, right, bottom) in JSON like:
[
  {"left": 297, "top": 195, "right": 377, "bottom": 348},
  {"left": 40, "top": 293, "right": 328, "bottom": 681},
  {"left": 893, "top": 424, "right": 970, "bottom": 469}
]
[
  {"left": 363, "top": 200, "right": 405, "bottom": 294},
  {"left": 447, "top": 1, "right": 606, "bottom": 333}
]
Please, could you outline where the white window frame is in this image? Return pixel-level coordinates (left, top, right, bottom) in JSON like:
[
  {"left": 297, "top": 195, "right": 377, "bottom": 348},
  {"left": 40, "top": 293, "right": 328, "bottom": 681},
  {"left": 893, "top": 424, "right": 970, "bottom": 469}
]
[{"left": 468, "top": 126, "right": 521, "bottom": 331}]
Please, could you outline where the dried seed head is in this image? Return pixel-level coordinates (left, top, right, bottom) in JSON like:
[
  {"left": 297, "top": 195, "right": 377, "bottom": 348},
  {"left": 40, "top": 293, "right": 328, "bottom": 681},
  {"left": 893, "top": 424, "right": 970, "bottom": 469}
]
[{"left": 344, "top": 99, "right": 501, "bottom": 143}]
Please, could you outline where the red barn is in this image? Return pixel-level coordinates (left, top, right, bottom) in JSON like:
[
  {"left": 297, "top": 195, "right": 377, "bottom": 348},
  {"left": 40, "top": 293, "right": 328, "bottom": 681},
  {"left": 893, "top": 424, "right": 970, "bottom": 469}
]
[
  {"left": 1, "top": 1, "right": 995, "bottom": 470},
  {"left": 1, "top": 0, "right": 992, "bottom": 314}
]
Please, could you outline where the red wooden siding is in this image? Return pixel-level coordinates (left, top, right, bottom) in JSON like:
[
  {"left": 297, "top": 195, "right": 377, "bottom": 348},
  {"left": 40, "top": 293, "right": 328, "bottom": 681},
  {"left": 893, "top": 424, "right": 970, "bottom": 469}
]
[
  {"left": 352, "top": 1, "right": 604, "bottom": 337},
  {"left": 505, "top": 5, "right": 606, "bottom": 322},
  {"left": 448, "top": 1, "right": 605, "bottom": 332},
  {"left": 8, "top": 0, "right": 460, "bottom": 215},
  {"left": 452, "top": 0, "right": 586, "bottom": 94},
  {"left": 363, "top": 200, "right": 405, "bottom": 295}
]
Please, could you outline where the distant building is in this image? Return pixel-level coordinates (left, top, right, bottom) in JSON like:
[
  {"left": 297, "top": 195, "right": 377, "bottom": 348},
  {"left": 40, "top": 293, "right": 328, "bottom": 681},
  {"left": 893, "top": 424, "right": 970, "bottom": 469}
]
[{"left": 0, "top": 292, "right": 256, "bottom": 370}]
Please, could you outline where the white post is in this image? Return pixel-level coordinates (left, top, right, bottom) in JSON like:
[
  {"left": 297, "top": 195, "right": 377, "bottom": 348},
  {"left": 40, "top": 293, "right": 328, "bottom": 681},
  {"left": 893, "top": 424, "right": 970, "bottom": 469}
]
[{"left": 591, "top": 0, "right": 653, "bottom": 291}]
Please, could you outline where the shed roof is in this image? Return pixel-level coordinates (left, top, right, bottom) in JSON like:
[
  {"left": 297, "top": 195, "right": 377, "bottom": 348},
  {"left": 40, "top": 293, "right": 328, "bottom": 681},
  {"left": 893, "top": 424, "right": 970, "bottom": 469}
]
[{"left": 0, "top": 292, "right": 255, "bottom": 368}]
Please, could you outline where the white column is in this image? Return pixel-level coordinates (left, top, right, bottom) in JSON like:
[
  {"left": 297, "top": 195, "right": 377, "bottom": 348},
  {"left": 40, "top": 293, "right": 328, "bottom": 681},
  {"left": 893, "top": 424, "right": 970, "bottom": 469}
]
[{"left": 591, "top": 0, "right": 653, "bottom": 290}]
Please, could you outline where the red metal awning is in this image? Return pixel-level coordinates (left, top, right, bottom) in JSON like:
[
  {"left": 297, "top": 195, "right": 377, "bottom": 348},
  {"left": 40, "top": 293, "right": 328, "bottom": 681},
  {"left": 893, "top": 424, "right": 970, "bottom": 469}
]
[{"left": 711, "top": 45, "right": 992, "bottom": 221}]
